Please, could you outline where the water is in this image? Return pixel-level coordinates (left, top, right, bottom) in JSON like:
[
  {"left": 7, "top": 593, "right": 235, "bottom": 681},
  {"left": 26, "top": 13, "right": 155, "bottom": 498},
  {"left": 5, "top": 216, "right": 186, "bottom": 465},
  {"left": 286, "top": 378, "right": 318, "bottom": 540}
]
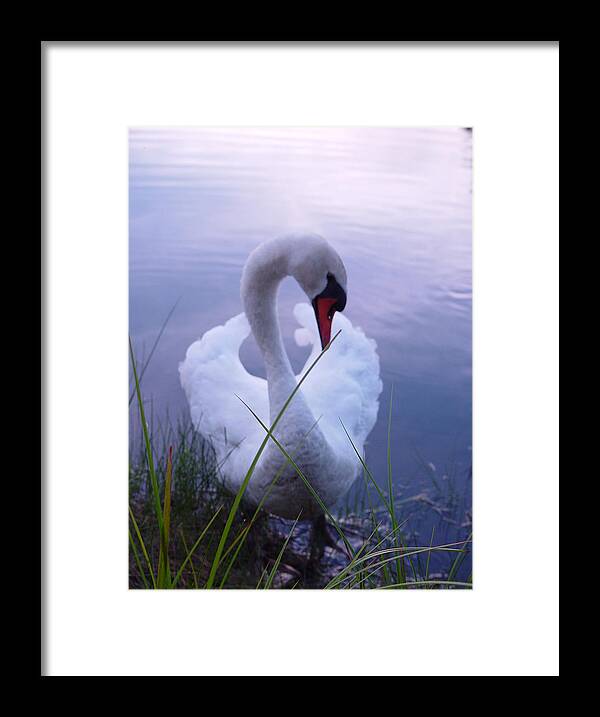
[{"left": 129, "top": 127, "right": 472, "bottom": 573}]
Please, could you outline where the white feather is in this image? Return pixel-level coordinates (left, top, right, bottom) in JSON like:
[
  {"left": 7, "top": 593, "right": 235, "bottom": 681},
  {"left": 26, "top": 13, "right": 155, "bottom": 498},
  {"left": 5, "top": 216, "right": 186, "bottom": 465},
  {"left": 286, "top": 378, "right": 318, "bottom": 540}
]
[{"left": 179, "top": 235, "right": 382, "bottom": 518}]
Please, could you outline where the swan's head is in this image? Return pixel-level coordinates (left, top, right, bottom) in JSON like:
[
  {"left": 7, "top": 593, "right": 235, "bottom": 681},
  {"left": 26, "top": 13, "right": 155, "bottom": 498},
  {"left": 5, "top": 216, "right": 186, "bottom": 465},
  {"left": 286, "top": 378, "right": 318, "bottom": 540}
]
[{"left": 286, "top": 234, "right": 348, "bottom": 350}]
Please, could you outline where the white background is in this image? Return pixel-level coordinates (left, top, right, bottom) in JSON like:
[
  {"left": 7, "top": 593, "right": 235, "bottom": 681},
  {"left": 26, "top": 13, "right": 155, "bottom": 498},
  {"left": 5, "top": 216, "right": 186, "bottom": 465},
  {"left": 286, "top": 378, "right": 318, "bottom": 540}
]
[{"left": 44, "top": 42, "right": 559, "bottom": 676}]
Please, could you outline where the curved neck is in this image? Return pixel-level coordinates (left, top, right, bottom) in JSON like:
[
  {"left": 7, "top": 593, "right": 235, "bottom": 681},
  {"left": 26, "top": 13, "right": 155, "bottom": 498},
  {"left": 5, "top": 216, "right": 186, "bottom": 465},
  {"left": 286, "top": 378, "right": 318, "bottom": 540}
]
[{"left": 241, "top": 240, "right": 297, "bottom": 411}]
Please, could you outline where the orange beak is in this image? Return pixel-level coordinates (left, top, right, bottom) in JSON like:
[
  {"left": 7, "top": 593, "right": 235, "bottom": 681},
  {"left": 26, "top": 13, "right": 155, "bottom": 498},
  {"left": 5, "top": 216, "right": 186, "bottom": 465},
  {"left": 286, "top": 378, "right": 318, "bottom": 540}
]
[{"left": 312, "top": 297, "right": 338, "bottom": 350}]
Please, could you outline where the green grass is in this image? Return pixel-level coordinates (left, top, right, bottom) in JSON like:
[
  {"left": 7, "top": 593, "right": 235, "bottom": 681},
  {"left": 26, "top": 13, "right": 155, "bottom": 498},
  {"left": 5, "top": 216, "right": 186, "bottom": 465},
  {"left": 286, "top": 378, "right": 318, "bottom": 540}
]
[{"left": 129, "top": 332, "right": 472, "bottom": 590}]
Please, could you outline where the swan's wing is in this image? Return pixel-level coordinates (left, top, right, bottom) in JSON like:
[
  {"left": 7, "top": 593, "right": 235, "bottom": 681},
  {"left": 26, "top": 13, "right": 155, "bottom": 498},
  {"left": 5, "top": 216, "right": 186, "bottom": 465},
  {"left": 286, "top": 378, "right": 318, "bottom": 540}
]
[
  {"left": 293, "top": 303, "right": 382, "bottom": 454},
  {"left": 179, "top": 313, "right": 267, "bottom": 466}
]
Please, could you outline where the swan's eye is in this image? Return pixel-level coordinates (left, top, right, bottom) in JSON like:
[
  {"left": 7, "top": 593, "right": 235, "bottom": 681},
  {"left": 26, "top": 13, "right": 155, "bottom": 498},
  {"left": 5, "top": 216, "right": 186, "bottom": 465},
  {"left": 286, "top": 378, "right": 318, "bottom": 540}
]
[{"left": 321, "top": 273, "right": 346, "bottom": 311}]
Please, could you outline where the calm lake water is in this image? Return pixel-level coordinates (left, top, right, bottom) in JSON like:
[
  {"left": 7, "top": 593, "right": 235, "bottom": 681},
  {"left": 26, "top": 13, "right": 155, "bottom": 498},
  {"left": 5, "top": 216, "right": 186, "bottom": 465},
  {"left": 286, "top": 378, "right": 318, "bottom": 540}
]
[{"left": 129, "top": 127, "right": 472, "bottom": 568}]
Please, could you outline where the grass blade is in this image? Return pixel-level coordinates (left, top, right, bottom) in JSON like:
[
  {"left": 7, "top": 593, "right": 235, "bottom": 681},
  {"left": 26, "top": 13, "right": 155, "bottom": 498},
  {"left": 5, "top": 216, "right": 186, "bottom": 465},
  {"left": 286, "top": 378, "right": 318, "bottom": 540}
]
[
  {"left": 255, "top": 567, "right": 269, "bottom": 589},
  {"left": 129, "top": 297, "right": 181, "bottom": 405},
  {"left": 171, "top": 505, "right": 224, "bottom": 588},
  {"left": 425, "top": 525, "right": 435, "bottom": 585},
  {"left": 333, "top": 543, "right": 467, "bottom": 590},
  {"left": 378, "top": 580, "right": 471, "bottom": 590},
  {"left": 264, "top": 513, "right": 301, "bottom": 589},
  {"left": 339, "top": 419, "right": 390, "bottom": 511},
  {"left": 447, "top": 532, "right": 472, "bottom": 582},
  {"left": 385, "top": 385, "right": 405, "bottom": 585},
  {"left": 129, "top": 338, "right": 164, "bottom": 543},
  {"left": 128, "top": 506, "right": 157, "bottom": 589},
  {"left": 205, "top": 330, "right": 342, "bottom": 589},
  {"left": 237, "top": 395, "right": 354, "bottom": 557},
  {"left": 129, "top": 529, "right": 150, "bottom": 589},
  {"left": 180, "top": 529, "right": 199, "bottom": 589},
  {"left": 217, "top": 416, "right": 323, "bottom": 588},
  {"left": 157, "top": 446, "right": 174, "bottom": 588}
]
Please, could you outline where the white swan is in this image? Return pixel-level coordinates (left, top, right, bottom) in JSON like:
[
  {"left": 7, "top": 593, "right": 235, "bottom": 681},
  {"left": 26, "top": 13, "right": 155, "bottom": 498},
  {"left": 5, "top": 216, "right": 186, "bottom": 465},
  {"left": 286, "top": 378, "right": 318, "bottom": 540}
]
[{"left": 179, "top": 234, "right": 382, "bottom": 520}]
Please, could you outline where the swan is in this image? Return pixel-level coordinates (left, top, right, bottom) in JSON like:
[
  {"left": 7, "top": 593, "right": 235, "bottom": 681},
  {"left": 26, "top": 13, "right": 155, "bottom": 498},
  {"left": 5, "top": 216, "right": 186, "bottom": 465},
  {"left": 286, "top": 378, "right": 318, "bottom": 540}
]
[{"left": 179, "top": 233, "right": 382, "bottom": 522}]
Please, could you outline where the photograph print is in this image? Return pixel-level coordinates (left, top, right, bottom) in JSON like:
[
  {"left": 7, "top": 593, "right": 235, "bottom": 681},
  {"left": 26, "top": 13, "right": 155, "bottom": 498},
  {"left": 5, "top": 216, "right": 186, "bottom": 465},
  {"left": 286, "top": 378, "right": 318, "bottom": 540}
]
[{"left": 128, "top": 127, "right": 472, "bottom": 589}]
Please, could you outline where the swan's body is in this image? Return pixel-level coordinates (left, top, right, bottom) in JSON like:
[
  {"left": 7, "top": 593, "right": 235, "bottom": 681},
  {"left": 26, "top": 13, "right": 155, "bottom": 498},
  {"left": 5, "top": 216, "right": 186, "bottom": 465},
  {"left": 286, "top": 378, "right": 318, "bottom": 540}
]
[{"left": 179, "top": 234, "right": 382, "bottom": 519}]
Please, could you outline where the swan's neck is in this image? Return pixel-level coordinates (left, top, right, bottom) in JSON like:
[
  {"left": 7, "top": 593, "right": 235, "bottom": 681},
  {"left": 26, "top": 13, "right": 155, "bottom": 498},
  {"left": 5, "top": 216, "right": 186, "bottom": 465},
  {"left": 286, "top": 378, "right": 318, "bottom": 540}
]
[{"left": 241, "top": 242, "right": 297, "bottom": 412}]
